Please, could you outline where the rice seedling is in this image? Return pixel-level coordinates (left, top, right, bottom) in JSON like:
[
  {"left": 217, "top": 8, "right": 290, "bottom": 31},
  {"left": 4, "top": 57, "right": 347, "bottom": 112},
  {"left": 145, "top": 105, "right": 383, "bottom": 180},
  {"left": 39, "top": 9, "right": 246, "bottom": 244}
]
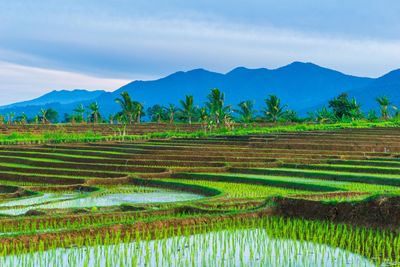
[
  {"left": 0, "top": 216, "right": 398, "bottom": 266},
  {"left": 0, "top": 126, "right": 398, "bottom": 266}
]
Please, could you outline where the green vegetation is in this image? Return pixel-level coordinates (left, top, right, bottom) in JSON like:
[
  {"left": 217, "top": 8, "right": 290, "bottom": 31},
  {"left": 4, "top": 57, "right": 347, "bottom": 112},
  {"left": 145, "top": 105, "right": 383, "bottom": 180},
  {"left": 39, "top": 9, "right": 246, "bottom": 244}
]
[
  {"left": 1, "top": 88, "right": 399, "bottom": 127},
  {"left": 0, "top": 126, "right": 399, "bottom": 265},
  {"left": 0, "top": 217, "right": 398, "bottom": 266}
]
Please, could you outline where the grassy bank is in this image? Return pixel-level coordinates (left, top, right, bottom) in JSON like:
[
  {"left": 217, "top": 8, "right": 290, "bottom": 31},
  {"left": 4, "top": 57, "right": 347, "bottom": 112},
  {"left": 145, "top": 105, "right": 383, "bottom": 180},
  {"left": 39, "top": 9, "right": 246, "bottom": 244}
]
[{"left": 0, "top": 120, "right": 399, "bottom": 145}]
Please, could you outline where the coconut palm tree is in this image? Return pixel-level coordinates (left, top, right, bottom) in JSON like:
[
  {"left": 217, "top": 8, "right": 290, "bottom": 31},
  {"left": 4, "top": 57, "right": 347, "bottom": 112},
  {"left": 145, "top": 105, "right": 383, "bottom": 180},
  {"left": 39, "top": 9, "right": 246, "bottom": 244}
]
[
  {"left": 39, "top": 109, "right": 48, "bottom": 124},
  {"left": 165, "top": 104, "right": 178, "bottom": 124},
  {"left": 206, "top": 88, "right": 227, "bottom": 127},
  {"left": 115, "top": 92, "right": 135, "bottom": 124},
  {"left": 179, "top": 95, "right": 195, "bottom": 124},
  {"left": 73, "top": 104, "right": 86, "bottom": 123},
  {"left": 348, "top": 98, "right": 363, "bottom": 121},
  {"left": 16, "top": 112, "right": 28, "bottom": 125},
  {"left": 236, "top": 100, "right": 255, "bottom": 123},
  {"left": 133, "top": 101, "right": 145, "bottom": 124},
  {"left": 7, "top": 113, "right": 15, "bottom": 125},
  {"left": 376, "top": 96, "right": 396, "bottom": 119},
  {"left": 263, "top": 95, "right": 286, "bottom": 123},
  {"left": 39, "top": 108, "right": 58, "bottom": 124},
  {"left": 152, "top": 105, "right": 164, "bottom": 124},
  {"left": 87, "top": 102, "right": 101, "bottom": 124}
]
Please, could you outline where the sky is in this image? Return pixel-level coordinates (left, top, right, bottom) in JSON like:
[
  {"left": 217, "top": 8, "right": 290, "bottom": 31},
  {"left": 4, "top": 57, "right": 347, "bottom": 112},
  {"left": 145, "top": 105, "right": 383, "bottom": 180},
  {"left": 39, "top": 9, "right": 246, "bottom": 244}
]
[{"left": 0, "top": 0, "right": 400, "bottom": 105}]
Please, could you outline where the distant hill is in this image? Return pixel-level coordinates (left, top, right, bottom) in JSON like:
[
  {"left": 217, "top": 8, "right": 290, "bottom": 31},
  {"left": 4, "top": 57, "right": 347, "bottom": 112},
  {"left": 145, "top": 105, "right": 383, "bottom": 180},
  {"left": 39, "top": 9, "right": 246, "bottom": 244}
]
[
  {"left": 94, "top": 62, "right": 373, "bottom": 116},
  {"left": 1, "top": 62, "right": 399, "bottom": 119},
  {"left": 348, "top": 69, "right": 400, "bottom": 111},
  {"left": 0, "top": 89, "right": 105, "bottom": 109}
]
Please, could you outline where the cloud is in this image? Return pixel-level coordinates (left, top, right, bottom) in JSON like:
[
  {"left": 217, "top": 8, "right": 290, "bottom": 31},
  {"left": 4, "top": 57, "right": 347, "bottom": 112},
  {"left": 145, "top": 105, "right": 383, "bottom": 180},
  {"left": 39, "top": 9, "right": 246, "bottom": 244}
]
[
  {"left": 0, "top": 61, "right": 133, "bottom": 105},
  {"left": 0, "top": 2, "right": 399, "bottom": 105},
  {"left": 0, "top": 16, "right": 399, "bottom": 79}
]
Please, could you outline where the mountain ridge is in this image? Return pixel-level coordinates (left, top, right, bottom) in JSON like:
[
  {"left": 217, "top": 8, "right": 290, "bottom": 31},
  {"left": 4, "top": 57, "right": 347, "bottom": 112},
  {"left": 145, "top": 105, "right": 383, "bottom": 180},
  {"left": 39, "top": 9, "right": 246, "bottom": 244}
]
[{"left": 0, "top": 62, "right": 397, "bottom": 119}]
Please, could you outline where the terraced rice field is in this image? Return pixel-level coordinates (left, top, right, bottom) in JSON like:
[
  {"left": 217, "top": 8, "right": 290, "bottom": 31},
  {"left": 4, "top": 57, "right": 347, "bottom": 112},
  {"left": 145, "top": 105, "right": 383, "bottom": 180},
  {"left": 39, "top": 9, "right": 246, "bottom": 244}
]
[{"left": 0, "top": 127, "right": 400, "bottom": 266}]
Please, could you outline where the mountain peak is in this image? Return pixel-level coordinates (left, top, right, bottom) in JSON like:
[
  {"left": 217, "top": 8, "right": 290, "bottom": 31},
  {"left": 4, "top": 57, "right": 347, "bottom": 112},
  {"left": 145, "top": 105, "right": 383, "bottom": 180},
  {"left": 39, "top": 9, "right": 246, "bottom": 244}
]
[
  {"left": 378, "top": 68, "right": 400, "bottom": 80},
  {"left": 279, "top": 61, "right": 323, "bottom": 70},
  {"left": 226, "top": 66, "right": 270, "bottom": 76},
  {"left": 1, "top": 62, "right": 397, "bottom": 120}
]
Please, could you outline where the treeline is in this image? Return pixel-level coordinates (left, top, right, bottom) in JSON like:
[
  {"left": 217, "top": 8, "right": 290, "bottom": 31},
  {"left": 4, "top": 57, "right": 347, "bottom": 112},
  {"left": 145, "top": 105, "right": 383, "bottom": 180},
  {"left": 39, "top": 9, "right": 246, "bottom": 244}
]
[{"left": 0, "top": 89, "right": 398, "bottom": 126}]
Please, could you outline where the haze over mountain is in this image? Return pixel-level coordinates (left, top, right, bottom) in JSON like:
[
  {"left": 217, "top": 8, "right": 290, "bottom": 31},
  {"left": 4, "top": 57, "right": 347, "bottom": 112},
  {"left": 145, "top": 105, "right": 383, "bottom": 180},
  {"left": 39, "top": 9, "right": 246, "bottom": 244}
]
[
  {"left": 2, "top": 89, "right": 105, "bottom": 109},
  {"left": 0, "top": 62, "right": 398, "bottom": 119}
]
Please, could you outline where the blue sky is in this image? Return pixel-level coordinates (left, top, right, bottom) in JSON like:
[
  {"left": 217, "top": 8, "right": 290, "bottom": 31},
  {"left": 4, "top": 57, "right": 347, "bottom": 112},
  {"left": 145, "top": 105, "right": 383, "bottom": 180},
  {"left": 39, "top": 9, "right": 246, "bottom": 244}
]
[{"left": 0, "top": 0, "right": 399, "bottom": 104}]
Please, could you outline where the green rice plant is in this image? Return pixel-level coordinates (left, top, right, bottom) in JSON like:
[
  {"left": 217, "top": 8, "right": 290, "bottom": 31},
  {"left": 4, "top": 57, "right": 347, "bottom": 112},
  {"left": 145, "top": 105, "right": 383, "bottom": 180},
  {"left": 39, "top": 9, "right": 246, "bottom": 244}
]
[{"left": 0, "top": 216, "right": 397, "bottom": 266}]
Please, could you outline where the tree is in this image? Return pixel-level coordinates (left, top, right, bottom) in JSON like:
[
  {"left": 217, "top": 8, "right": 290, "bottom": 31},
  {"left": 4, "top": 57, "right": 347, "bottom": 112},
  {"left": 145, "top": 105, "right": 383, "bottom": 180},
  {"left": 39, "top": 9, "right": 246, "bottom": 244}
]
[
  {"left": 133, "top": 101, "right": 145, "bottom": 124},
  {"left": 115, "top": 92, "right": 135, "bottom": 124},
  {"left": 328, "top": 93, "right": 362, "bottom": 121},
  {"left": 236, "top": 100, "right": 255, "bottom": 123},
  {"left": 282, "top": 109, "right": 300, "bottom": 123},
  {"left": 166, "top": 104, "right": 178, "bottom": 124},
  {"left": 348, "top": 98, "right": 363, "bottom": 121},
  {"left": 367, "top": 109, "right": 378, "bottom": 121},
  {"left": 314, "top": 107, "right": 334, "bottom": 123},
  {"left": 179, "top": 95, "right": 195, "bottom": 124},
  {"left": 147, "top": 105, "right": 166, "bottom": 124},
  {"left": 206, "top": 88, "right": 230, "bottom": 127},
  {"left": 109, "top": 114, "right": 114, "bottom": 124},
  {"left": 73, "top": 104, "right": 86, "bottom": 123},
  {"left": 198, "top": 107, "right": 209, "bottom": 130},
  {"left": 376, "top": 96, "right": 396, "bottom": 119},
  {"left": 263, "top": 95, "right": 286, "bottom": 123},
  {"left": 15, "top": 113, "right": 28, "bottom": 125},
  {"left": 7, "top": 113, "right": 15, "bottom": 125},
  {"left": 39, "top": 108, "right": 58, "bottom": 124},
  {"left": 87, "top": 102, "right": 101, "bottom": 123}
]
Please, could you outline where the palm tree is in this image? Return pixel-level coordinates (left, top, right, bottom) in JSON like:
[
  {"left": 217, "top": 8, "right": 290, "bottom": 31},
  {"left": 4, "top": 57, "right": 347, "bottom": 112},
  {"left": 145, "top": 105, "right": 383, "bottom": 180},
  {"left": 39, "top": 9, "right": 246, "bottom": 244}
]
[
  {"left": 179, "top": 95, "right": 195, "bottom": 124},
  {"left": 376, "top": 96, "right": 396, "bottom": 119},
  {"left": 7, "top": 113, "right": 15, "bottom": 125},
  {"left": 87, "top": 102, "right": 101, "bottom": 124},
  {"left": 73, "top": 104, "right": 86, "bottom": 123},
  {"left": 152, "top": 105, "right": 164, "bottom": 124},
  {"left": 349, "top": 98, "right": 363, "bottom": 121},
  {"left": 18, "top": 112, "right": 28, "bottom": 125},
  {"left": 39, "top": 109, "right": 48, "bottom": 124},
  {"left": 206, "top": 88, "right": 227, "bottom": 127},
  {"left": 39, "top": 108, "right": 58, "bottom": 124},
  {"left": 109, "top": 114, "right": 114, "bottom": 124},
  {"left": 133, "top": 101, "right": 145, "bottom": 124},
  {"left": 165, "top": 104, "right": 178, "bottom": 124},
  {"left": 115, "top": 92, "right": 135, "bottom": 124},
  {"left": 236, "top": 100, "right": 255, "bottom": 123},
  {"left": 263, "top": 95, "right": 286, "bottom": 123}
]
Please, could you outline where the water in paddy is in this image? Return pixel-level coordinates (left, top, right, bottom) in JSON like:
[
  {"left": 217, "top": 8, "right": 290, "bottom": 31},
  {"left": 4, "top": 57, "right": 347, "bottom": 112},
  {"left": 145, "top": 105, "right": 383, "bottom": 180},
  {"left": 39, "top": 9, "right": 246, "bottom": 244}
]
[
  {"left": 0, "top": 190, "right": 202, "bottom": 216},
  {"left": 0, "top": 229, "right": 376, "bottom": 267}
]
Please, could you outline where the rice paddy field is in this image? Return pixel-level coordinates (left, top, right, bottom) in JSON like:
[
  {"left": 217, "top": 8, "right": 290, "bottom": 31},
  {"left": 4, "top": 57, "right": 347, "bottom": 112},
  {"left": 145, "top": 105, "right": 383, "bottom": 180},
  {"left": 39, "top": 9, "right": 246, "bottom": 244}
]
[{"left": 0, "top": 125, "right": 400, "bottom": 266}]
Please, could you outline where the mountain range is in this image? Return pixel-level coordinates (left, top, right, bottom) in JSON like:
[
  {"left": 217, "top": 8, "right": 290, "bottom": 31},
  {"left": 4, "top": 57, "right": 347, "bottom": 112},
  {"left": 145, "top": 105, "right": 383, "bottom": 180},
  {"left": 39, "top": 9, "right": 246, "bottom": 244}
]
[{"left": 1, "top": 62, "right": 399, "bottom": 119}]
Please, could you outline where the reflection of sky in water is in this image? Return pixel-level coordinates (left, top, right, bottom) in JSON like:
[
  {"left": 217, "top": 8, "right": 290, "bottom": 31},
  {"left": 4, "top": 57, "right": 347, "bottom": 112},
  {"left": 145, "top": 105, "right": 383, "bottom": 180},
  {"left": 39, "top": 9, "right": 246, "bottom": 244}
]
[
  {"left": 0, "top": 191, "right": 203, "bottom": 215},
  {"left": 0, "top": 193, "right": 77, "bottom": 207},
  {"left": 0, "top": 229, "right": 377, "bottom": 267}
]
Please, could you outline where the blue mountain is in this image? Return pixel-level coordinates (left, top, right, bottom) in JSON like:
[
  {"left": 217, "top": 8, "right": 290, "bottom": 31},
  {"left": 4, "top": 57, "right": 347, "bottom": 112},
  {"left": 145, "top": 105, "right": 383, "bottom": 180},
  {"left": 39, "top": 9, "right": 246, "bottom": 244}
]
[
  {"left": 348, "top": 69, "right": 400, "bottom": 111},
  {"left": 1, "top": 89, "right": 105, "bottom": 109},
  {"left": 94, "top": 62, "right": 372, "bottom": 116},
  {"left": 0, "top": 62, "right": 398, "bottom": 119}
]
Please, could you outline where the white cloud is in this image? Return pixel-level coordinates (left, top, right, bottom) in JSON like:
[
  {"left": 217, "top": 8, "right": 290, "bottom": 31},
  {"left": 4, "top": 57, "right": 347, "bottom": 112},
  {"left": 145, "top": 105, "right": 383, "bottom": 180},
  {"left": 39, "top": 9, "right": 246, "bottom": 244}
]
[
  {"left": 0, "top": 61, "right": 133, "bottom": 105},
  {"left": 2, "top": 16, "right": 399, "bottom": 78},
  {"left": 0, "top": 15, "right": 400, "bottom": 105}
]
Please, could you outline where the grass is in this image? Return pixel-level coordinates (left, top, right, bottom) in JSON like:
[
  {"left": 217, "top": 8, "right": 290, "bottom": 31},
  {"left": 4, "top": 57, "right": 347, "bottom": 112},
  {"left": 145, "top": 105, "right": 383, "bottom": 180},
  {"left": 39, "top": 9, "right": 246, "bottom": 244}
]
[{"left": 0, "top": 120, "right": 398, "bottom": 144}]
